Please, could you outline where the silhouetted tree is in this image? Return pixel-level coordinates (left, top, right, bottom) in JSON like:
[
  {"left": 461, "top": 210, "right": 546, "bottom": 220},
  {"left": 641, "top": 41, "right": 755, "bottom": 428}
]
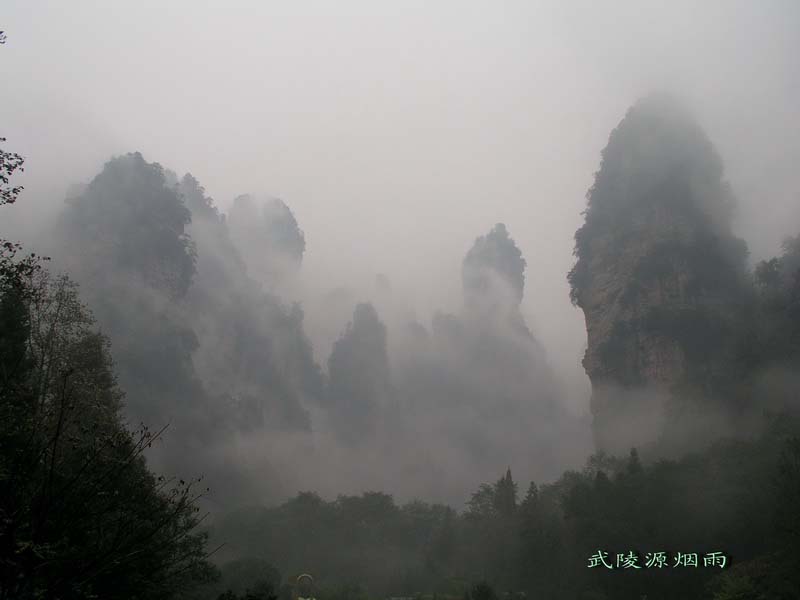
[
  {"left": 493, "top": 468, "right": 518, "bottom": 518},
  {"left": 0, "top": 246, "right": 214, "bottom": 599}
]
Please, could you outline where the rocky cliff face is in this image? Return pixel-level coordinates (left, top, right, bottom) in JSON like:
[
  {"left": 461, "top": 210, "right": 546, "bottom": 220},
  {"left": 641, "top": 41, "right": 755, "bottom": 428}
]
[{"left": 569, "top": 94, "right": 752, "bottom": 453}]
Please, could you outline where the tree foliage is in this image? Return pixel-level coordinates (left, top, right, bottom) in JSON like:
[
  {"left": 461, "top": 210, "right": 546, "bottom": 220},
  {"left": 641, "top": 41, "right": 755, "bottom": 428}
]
[
  {"left": 0, "top": 115, "right": 214, "bottom": 597},
  {"left": 200, "top": 419, "right": 800, "bottom": 600},
  {"left": 0, "top": 268, "right": 215, "bottom": 599},
  {"left": 0, "top": 137, "right": 25, "bottom": 207}
]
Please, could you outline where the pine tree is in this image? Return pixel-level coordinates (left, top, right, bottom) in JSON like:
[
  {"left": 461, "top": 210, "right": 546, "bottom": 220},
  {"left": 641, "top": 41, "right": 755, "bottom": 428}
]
[{"left": 493, "top": 468, "right": 518, "bottom": 517}]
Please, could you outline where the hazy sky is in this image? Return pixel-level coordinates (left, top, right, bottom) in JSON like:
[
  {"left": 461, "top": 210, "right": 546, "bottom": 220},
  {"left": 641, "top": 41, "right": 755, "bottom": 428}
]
[{"left": 2, "top": 1, "right": 799, "bottom": 415}]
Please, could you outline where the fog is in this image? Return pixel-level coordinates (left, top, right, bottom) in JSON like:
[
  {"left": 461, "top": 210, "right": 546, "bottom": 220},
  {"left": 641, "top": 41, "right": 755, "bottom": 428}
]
[{"left": 2, "top": 1, "right": 799, "bottom": 505}]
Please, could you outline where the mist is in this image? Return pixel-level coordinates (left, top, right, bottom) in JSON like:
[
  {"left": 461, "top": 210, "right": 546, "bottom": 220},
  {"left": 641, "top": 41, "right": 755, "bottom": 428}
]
[
  {"left": 2, "top": 1, "right": 800, "bottom": 507},
  {"left": 4, "top": 2, "right": 800, "bottom": 599},
  {"left": 3, "top": 2, "right": 798, "bottom": 398}
]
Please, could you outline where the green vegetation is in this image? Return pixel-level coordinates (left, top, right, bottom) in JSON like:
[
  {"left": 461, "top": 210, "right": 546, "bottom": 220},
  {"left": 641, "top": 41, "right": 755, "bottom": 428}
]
[
  {"left": 2, "top": 29, "right": 799, "bottom": 598},
  {"left": 194, "top": 421, "right": 800, "bottom": 600},
  {"left": 0, "top": 140, "right": 215, "bottom": 598}
]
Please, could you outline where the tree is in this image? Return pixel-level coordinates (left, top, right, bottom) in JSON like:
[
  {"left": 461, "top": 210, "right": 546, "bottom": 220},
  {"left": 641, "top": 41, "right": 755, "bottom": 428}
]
[
  {"left": 0, "top": 137, "right": 24, "bottom": 206},
  {"left": 0, "top": 119, "right": 214, "bottom": 597},
  {"left": 468, "top": 581, "right": 497, "bottom": 600},
  {"left": 1, "top": 131, "right": 44, "bottom": 290},
  {"left": 466, "top": 484, "right": 497, "bottom": 519},
  {"left": 428, "top": 507, "right": 457, "bottom": 571},
  {"left": 0, "top": 270, "right": 216, "bottom": 599},
  {"left": 210, "top": 558, "right": 281, "bottom": 600},
  {"left": 493, "top": 468, "right": 518, "bottom": 518}
]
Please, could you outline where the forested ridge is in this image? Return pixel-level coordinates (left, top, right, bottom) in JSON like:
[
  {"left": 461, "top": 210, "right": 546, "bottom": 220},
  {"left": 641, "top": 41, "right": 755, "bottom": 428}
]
[{"left": 2, "top": 29, "right": 800, "bottom": 600}]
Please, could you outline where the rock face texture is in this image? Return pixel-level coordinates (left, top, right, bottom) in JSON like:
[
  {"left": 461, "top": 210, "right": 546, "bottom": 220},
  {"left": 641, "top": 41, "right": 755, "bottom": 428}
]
[{"left": 568, "top": 95, "right": 752, "bottom": 453}]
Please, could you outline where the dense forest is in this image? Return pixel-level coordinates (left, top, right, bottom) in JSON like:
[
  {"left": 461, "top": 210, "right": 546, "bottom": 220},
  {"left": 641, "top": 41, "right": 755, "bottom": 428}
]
[{"left": 2, "top": 24, "right": 800, "bottom": 600}]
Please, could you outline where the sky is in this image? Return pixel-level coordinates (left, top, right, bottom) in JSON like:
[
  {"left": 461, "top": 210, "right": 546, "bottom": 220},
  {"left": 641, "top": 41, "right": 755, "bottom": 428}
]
[{"left": 2, "top": 0, "right": 799, "bottom": 417}]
